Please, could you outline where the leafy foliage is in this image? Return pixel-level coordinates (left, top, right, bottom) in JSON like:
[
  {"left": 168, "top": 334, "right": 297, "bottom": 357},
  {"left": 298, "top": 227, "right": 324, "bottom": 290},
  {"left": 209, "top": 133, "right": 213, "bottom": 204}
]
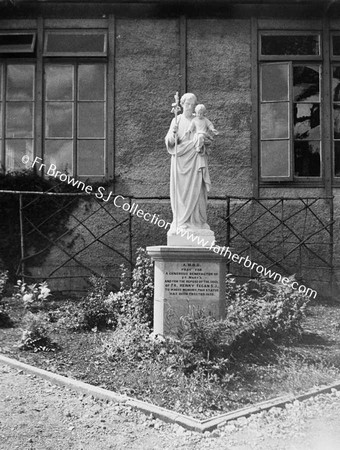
[
  {"left": 19, "top": 312, "right": 58, "bottom": 352},
  {"left": 0, "top": 270, "right": 13, "bottom": 328},
  {"left": 61, "top": 275, "right": 117, "bottom": 331},
  {"left": 0, "top": 270, "right": 8, "bottom": 298},
  {"left": 103, "top": 272, "right": 310, "bottom": 385},
  {"left": 225, "top": 275, "right": 310, "bottom": 353},
  {"left": 104, "top": 247, "right": 154, "bottom": 326},
  {"left": 14, "top": 279, "right": 51, "bottom": 310},
  {"left": 0, "top": 170, "right": 81, "bottom": 281}
]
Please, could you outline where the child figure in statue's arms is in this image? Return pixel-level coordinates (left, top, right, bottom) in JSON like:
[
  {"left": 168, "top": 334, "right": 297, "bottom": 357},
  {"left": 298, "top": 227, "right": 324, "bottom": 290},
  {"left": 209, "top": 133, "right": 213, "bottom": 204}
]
[{"left": 185, "top": 104, "right": 219, "bottom": 154}]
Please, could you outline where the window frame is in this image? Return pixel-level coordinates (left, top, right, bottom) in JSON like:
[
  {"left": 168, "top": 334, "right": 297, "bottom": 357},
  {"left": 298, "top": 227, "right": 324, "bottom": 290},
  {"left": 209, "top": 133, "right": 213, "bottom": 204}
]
[
  {"left": 0, "top": 22, "right": 111, "bottom": 181},
  {"left": 258, "top": 29, "right": 325, "bottom": 186},
  {"left": 0, "top": 58, "right": 36, "bottom": 173},
  {"left": 43, "top": 58, "right": 108, "bottom": 178},
  {"left": 0, "top": 32, "right": 37, "bottom": 54},
  {"left": 259, "top": 30, "right": 322, "bottom": 61},
  {"left": 43, "top": 30, "right": 108, "bottom": 57}
]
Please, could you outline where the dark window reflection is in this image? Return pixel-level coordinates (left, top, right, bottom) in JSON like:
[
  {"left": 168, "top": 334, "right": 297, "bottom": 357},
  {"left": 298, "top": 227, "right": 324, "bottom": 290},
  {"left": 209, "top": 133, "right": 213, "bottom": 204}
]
[
  {"left": 332, "top": 66, "right": 340, "bottom": 101},
  {"left": 293, "top": 66, "right": 319, "bottom": 102},
  {"left": 333, "top": 36, "right": 340, "bottom": 56},
  {"left": 261, "top": 35, "right": 320, "bottom": 56},
  {"left": 294, "top": 103, "right": 320, "bottom": 140},
  {"left": 334, "top": 105, "right": 340, "bottom": 139},
  {"left": 334, "top": 141, "right": 340, "bottom": 177},
  {"left": 294, "top": 141, "right": 321, "bottom": 177}
]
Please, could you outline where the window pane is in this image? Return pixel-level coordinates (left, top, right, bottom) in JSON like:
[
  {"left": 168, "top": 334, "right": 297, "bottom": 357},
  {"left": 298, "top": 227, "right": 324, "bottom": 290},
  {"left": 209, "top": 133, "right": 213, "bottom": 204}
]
[
  {"left": 334, "top": 141, "right": 340, "bottom": 177},
  {"left": 0, "top": 104, "right": 2, "bottom": 139},
  {"left": 46, "top": 103, "right": 73, "bottom": 138},
  {"left": 261, "top": 34, "right": 320, "bottom": 56},
  {"left": 261, "top": 64, "right": 288, "bottom": 102},
  {"left": 78, "top": 65, "right": 105, "bottom": 101},
  {"left": 294, "top": 141, "right": 320, "bottom": 177},
  {"left": 261, "top": 103, "right": 289, "bottom": 139},
  {"left": 293, "top": 65, "right": 320, "bottom": 102},
  {"left": 261, "top": 140, "right": 290, "bottom": 177},
  {"left": 45, "top": 32, "right": 106, "bottom": 55},
  {"left": 45, "top": 140, "right": 73, "bottom": 175},
  {"left": 5, "top": 139, "right": 33, "bottom": 172},
  {"left": 332, "top": 36, "right": 340, "bottom": 56},
  {"left": 334, "top": 105, "right": 340, "bottom": 139},
  {"left": 332, "top": 66, "right": 340, "bottom": 101},
  {"left": 7, "top": 64, "right": 34, "bottom": 101},
  {"left": 45, "top": 65, "right": 73, "bottom": 101},
  {"left": 0, "top": 33, "right": 35, "bottom": 53},
  {"left": 78, "top": 103, "right": 104, "bottom": 138},
  {"left": 294, "top": 103, "right": 320, "bottom": 139},
  {"left": 6, "top": 103, "right": 33, "bottom": 138},
  {"left": 78, "top": 140, "right": 105, "bottom": 176}
]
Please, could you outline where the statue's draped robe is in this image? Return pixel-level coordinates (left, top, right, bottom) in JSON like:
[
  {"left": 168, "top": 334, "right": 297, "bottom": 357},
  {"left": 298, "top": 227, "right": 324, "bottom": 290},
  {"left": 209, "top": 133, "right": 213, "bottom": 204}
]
[{"left": 165, "top": 114, "right": 211, "bottom": 232}]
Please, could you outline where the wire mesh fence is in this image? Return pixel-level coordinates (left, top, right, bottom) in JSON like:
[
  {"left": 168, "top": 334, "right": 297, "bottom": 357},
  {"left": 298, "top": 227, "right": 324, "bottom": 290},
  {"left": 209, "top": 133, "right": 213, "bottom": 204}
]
[{"left": 0, "top": 190, "right": 335, "bottom": 296}]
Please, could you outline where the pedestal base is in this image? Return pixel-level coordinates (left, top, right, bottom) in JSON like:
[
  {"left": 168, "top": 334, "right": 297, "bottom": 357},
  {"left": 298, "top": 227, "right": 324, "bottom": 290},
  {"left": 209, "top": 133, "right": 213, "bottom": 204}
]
[
  {"left": 147, "top": 246, "right": 226, "bottom": 336},
  {"left": 167, "top": 228, "right": 215, "bottom": 247}
]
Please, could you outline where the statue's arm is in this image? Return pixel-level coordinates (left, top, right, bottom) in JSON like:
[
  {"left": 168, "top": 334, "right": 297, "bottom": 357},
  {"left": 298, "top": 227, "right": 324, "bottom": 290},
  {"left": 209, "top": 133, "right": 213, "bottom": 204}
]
[
  {"left": 165, "top": 117, "right": 178, "bottom": 148},
  {"left": 165, "top": 119, "right": 176, "bottom": 147},
  {"left": 206, "top": 118, "right": 219, "bottom": 135}
]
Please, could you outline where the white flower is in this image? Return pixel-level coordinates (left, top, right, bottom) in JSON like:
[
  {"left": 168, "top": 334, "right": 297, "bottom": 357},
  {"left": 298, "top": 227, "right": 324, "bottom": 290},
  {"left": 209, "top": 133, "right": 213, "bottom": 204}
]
[{"left": 23, "top": 293, "right": 34, "bottom": 304}]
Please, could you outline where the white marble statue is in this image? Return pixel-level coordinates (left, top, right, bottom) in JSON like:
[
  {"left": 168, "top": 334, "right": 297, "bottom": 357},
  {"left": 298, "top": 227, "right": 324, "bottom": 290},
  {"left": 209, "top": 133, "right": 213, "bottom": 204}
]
[
  {"left": 185, "top": 104, "right": 219, "bottom": 154},
  {"left": 165, "top": 93, "right": 215, "bottom": 245}
]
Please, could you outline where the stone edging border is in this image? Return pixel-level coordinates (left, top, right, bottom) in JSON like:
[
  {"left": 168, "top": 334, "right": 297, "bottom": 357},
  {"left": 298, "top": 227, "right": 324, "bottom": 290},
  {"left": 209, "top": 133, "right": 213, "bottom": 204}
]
[{"left": 1, "top": 353, "right": 340, "bottom": 433}]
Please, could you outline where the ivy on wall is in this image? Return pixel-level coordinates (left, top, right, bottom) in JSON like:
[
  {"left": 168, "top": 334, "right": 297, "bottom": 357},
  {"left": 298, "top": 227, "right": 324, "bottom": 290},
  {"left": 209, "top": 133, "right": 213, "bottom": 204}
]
[{"left": 0, "top": 171, "right": 83, "bottom": 282}]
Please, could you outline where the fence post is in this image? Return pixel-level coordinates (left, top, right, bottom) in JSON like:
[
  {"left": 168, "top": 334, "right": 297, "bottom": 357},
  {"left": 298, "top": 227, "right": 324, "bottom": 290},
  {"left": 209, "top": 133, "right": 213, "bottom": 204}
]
[
  {"left": 330, "top": 196, "right": 334, "bottom": 298},
  {"left": 19, "top": 194, "right": 25, "bottom": 282}
]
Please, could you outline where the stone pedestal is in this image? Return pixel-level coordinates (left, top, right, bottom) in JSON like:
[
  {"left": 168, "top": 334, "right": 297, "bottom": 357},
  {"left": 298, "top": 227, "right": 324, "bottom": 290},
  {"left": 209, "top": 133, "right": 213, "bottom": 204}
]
[
  {"left": 146, "top": 246, "right": 226, "bottom": 336},
  {"left": 167, "top": 228, "right": 215, "bottom": 247}
]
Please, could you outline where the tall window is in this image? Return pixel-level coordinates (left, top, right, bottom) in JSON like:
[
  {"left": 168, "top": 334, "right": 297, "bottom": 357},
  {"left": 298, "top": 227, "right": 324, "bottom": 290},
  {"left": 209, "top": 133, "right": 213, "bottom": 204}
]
[
  {"left": 44, "top": 63, "right": 106, "bottom": 176},
  {"left": 0, "top": 29, "right": 107, "bottom": 179},
  {"left": 0, "top": 63, "right": 35, "bottom": 172},
  {"left": 259, "top": 32, "right": 322, "bottom": 181}
]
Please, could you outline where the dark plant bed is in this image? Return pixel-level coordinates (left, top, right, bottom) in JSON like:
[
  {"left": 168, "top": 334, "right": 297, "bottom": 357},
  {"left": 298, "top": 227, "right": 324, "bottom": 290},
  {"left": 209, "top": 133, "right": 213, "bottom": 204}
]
[{"left": 1, "top": 297, "right": 340, "bottom": 419}]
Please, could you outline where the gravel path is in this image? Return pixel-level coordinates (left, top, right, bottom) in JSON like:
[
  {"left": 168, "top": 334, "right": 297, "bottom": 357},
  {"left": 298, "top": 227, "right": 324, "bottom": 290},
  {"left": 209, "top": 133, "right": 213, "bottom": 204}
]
[{"left": 1, "top": 362, "right": 340, "bottom": 450}]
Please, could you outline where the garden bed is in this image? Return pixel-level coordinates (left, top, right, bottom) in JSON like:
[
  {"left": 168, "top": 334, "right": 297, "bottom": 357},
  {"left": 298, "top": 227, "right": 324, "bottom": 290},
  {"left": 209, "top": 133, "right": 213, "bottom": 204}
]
[{"left": 1, "top": 296, "right": 340, "bottom": 420}]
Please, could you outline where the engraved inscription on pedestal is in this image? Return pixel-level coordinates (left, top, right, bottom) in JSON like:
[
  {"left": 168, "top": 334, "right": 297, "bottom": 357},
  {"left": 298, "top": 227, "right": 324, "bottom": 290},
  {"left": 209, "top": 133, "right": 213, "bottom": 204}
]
[
  {"left": 164, "top": 262, "right": 219, "bottom": 300},
  {"left": 147, "top": 246, "right": 226, "bottom": 336},
  {"left": 162, "top": 260, "right": 224, "bottom": 333}
]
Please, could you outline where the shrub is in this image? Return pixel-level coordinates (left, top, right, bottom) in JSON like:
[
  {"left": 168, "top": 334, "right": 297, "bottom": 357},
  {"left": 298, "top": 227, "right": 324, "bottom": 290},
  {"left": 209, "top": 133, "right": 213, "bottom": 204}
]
[
  {"left": 73, "top": 275, "right": 118, "bottom": 331},
  {"left": 104, "top": 247, "right": 154, "bottom": 326},
  {"left": 19, "top": 312, "right": 58, "bottom": 352},
  {"left": 227, "top": 275, "right": 309, "bottom": 336},
  {"left": 103, "top": 273, "right": 309, "bottom": 381},
  {"left": 61, "top": 248, "right": 153, "bottom": 332},
  {"left": 0, "top": 304, "right": 13, "bottom": 328},
  {"left": 0, "top": 270, "right": 8, "bottom": 298},
  {"left": 102, "top": 317, "right": 154, "bottom": 362},
  {"left": 14, "top": 279, "right": 51, "bottom": 310},
  {"left": 0, "top": 270, "right": 13, "bottom": 328}
]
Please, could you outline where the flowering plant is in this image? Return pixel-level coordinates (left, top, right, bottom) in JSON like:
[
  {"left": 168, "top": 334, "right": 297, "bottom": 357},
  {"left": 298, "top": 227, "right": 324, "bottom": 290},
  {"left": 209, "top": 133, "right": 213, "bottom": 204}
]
[{"left": 14, "top": 280, "right": 51, "bottom": 309}]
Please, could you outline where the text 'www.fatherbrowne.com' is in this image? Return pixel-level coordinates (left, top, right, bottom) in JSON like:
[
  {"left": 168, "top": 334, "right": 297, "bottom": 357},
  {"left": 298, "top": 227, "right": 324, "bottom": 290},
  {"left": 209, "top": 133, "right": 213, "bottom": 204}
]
[{"left": 173, "top": 227, "right": 317, "bottom": 299}]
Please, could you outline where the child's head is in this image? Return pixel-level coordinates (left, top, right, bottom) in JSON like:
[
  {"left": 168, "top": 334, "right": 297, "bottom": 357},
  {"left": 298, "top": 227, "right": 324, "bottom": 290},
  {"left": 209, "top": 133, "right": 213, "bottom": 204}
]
[{"left": 195, "top": 104, "right": 206, "bottom": 118}]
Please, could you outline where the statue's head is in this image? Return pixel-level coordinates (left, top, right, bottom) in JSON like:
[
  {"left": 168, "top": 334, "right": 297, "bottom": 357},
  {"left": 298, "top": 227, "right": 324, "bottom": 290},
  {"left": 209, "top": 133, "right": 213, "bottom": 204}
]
[
  {"left": 180, "top": 93, "right": 197, "bottom": 114},
  {"left": 180, "top": 93, "right": 197, "bottom": 106},
  {"left": 195, "top": 104, "right": 206, "bottom": 118}
]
